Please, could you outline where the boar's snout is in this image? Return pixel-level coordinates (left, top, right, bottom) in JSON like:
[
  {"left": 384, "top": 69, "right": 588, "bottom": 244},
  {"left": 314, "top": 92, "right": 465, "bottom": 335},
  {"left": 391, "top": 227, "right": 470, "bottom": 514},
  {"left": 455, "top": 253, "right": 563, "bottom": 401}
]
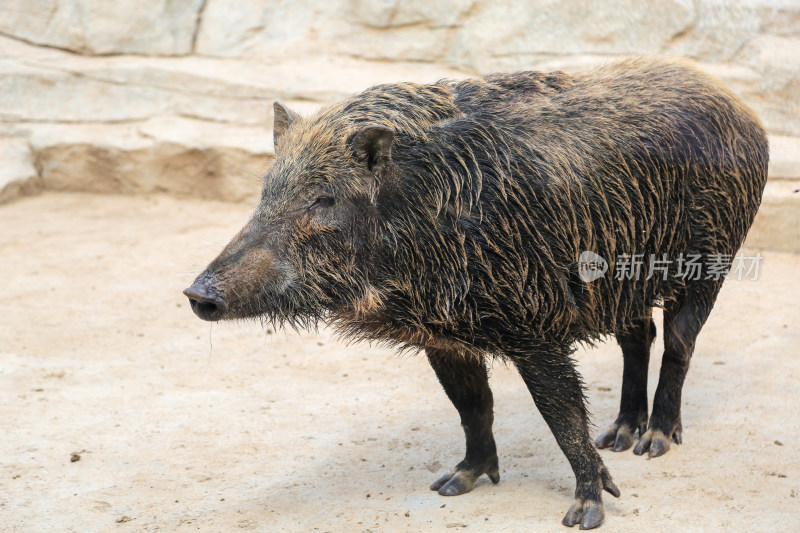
[{"left": 183, "top": 275, "right": 228, "bottom": 321}]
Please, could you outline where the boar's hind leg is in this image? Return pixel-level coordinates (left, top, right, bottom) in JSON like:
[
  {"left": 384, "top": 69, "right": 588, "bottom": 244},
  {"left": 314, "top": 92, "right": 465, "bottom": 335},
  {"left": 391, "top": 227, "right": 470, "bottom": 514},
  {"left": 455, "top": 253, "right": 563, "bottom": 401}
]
[
  {"left": 634, "top": 282, "right": 721, "bottom": 458},
  {"left": 514, "top": 349, "right": 620, "bottom": 530},
  {"left": 596, "top": 313, "right": 656, "bottom": 452},
  {"left": 426, "top": 348, "right": 500, "bottom": 496}
]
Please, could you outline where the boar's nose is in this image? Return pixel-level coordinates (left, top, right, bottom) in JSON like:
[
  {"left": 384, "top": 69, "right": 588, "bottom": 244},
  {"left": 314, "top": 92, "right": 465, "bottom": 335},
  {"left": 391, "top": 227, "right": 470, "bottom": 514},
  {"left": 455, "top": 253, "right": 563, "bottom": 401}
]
[{"left": 183, "top": 280, "right": 228, "bottom": 321}]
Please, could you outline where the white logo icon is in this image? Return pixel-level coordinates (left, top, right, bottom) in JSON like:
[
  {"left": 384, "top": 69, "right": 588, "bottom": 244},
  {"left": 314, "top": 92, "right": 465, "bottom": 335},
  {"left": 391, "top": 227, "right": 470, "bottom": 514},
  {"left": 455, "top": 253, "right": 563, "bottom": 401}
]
[{"left": 578, "top": 251, "right": 608, "bottom": 282}]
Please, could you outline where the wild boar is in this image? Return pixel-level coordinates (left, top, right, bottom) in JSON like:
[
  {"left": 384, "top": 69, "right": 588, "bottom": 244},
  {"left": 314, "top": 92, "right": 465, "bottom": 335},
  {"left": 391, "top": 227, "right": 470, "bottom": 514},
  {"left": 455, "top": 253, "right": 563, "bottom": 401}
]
[{"left": 184, "top": 57, "right": 769, "bottom": 528}]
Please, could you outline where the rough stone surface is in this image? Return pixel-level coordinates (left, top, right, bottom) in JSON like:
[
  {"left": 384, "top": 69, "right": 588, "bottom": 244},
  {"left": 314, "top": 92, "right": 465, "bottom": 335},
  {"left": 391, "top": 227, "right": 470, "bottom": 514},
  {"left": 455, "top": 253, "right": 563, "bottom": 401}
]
[
  {"left": 733, "top": 35, "right": 800, "bottom": 136},
  {"left": 195, "top": 0, "right": 344, "bottom": 59},
  {"left": 0, "top": 138, "right": 41, "bottom": 204},
  {"left": 28, "top": 120, "right": 271, "bottom": 202},
  {"left": 0, "top": 1, "right": 798, "bottom": 250},
  {"left": 746, "top": 180, "right": 800, "bottom": 254},
  {"left": 768, "top": 136, "right": 800, "bottom": 180},
  {"left": 448, "top": 0, "right": 695, "bottom": 69},
  {"left": 0, "top": 0, "right": 205, "bottom": 55}
]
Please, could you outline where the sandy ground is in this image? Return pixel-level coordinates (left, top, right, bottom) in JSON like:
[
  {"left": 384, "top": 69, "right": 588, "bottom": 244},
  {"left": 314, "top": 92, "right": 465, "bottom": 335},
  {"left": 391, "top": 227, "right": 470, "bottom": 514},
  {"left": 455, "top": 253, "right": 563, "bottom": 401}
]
[{"left": 1, "top": 192, "right": 798, "bottom": 533}]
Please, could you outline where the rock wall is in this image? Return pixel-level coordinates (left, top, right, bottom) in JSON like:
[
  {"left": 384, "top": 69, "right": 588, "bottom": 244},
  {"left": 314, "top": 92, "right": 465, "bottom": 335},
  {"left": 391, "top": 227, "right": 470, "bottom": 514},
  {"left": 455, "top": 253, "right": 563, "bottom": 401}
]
[{"left": 0, "top": 0, "right": 797, "bottom": 248}]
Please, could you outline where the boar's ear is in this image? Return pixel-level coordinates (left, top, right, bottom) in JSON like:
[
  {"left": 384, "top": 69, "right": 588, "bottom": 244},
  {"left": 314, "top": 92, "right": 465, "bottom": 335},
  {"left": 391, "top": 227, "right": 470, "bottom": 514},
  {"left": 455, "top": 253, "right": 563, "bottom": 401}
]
[
  {"left": 273, "top": 101, "right": 301, "bottom": 149},
  {"left": 350, "top": 125, "right": 394, "bottom": 173}
]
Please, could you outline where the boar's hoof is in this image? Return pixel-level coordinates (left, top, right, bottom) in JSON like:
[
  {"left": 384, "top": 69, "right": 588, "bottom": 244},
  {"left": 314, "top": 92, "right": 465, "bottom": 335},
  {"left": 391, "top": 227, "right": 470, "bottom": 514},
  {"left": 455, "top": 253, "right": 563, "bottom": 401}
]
[
  {"left": 430, "top": 459, "right": 500, "bottom": 496},
  {"left": 595, "top": 420, "right": 646, "bottom": 452},
  {"left": 562, "top": 498, "right": 605, "bottom": 530},
  {"left": 632, "top": 426, "right": 682, "bottom": 457}
]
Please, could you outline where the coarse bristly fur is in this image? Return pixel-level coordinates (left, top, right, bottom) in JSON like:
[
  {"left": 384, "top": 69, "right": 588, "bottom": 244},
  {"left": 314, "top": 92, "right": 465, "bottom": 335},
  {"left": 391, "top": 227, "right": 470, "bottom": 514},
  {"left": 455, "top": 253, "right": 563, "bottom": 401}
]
[{"left": 184, "top": 56, "right": 768, "bottom": 529}]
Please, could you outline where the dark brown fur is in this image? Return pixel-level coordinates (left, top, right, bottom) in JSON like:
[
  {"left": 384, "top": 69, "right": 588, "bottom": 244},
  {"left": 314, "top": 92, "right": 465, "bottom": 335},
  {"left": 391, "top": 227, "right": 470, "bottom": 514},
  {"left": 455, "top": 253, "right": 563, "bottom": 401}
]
[{"left": 185, "top": 57, "right": 769, "bottom": 529}]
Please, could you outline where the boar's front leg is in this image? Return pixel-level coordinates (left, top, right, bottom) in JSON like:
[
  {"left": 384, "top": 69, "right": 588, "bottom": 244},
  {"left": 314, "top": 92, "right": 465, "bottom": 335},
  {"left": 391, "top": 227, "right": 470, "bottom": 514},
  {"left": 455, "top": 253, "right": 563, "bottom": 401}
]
[
  {"left": 513, "top": 347, "right": 620, "bottom": 530},
  {"left": 426, "top": 348, "right": 500, "bottom": 496}
]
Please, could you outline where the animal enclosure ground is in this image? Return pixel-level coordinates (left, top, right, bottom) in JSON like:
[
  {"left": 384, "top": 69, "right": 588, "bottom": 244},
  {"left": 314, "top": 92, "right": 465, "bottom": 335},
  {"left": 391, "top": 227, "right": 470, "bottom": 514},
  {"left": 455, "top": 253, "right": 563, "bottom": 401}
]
[{"left": 1, "top": 192, "right": 798, "bottom": 532}]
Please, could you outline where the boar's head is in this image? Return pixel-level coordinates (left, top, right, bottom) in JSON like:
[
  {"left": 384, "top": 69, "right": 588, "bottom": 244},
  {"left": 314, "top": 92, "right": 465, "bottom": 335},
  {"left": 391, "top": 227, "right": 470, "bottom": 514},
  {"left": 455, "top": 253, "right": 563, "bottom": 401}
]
[{"left": 184, "top": 102, "right": 395, "bottom": 326}]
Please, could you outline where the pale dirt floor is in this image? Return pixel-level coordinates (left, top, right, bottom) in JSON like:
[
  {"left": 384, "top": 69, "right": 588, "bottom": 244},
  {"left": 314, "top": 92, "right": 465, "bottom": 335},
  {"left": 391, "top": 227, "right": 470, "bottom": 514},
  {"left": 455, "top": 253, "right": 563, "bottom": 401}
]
[{"left": 1, "top": 192, "right": 798, "bottom": 533}]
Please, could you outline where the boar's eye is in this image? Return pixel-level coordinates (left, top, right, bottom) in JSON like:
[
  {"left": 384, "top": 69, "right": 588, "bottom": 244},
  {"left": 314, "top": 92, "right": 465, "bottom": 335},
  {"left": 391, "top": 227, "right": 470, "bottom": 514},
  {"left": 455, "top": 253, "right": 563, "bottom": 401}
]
[{"left": 308, "top": 195, "right": 335, "bottom": 210}]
